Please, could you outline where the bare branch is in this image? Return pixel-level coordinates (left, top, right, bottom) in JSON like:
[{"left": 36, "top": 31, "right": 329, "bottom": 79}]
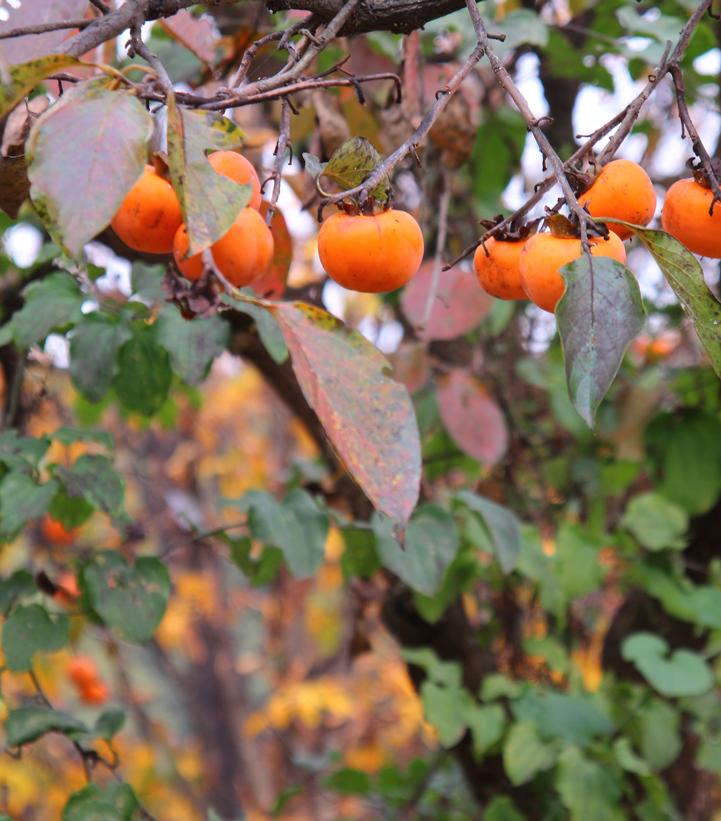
[
  {"left": 264, "top": 98, "right": 292, "bottom": 225},
  {"left": 0, "top": 19, "right": 92, "bottom": 40}
]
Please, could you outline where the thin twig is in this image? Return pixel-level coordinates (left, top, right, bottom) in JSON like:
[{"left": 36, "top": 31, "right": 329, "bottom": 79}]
[
  {"left": 264, "top": 99, "right": 292, "bottom": 226},
  {"left": 0, "top": 19, "right": 92, "bottom": 40},
  {"left": 420, "top": 165, "right": 452, "bottom": 329}
]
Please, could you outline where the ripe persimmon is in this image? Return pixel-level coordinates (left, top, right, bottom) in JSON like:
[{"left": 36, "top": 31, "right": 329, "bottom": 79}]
[
  {"left": 578, "top": 159, "right": 656, "bottom": 240},
  {"left": 41, "top": 515, "right": 76, "bottom": 545},
  {"left": 68, "top": 656, "right": 99, "bottom": 688},
  {"left": 80, "top": 681, "right": 109, "bottom": 706},
  {"left": 520, "top": 231, "right": 626, "bottom": 313},
  {"left": 473, "top": 237, "right": 527, "bottom": 300},
  {"left": 212, "top": 207, "right": 274, "bottom": 287},
  {"left": 173, "top": 224, "right": 204, "bottom": 281},
  {"left": 208, "top": 150, "right": 262, "bottom": 211},
  {"left": 318, "top": 209, "right": 424, "bottom": 293},
  {"left": 111, "top": 165, "right": 182, "bottom": 254},
  {"left": 662, "top": 178, "right": 721, "bottom": 258}
]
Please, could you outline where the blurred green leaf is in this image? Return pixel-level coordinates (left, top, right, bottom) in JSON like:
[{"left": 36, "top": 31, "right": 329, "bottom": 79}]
[{"left": 2, "top": 604, "right": 69, "bottom": 671}]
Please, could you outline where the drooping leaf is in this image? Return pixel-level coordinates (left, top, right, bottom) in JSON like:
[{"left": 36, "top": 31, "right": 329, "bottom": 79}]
[
  {"left": 437, "top": 370, "right": 508, "bottom": 467},
  {"left": 2, "top": 604, "right": 69, "bottom": 671},
  {"left": 166, "top": 96, "right": 250, "bottom": 253},
  {"left": 454, "top": 491, "right": 522, "bottom": 573},
  {"left": 7, "top": 273, "right": 83, "bottom": 348},
  {"left": 112, "top": 325, "right": 172, "bottom": 416},
  {"left": 373, "top": 505, "right": 459, "bottom": 595},
  {"left": 94, "top": 710, "right": 126, "bottom": 740},
  {"left": 556, "top": 256, "right": 645, "bottom": 427},
  {"left": 222, "top": 296, "right": 288, "bottom": 364},
  {"left": 0, "top": 474, "right": 58, "bottom": 540},
  {"left": 70, "top": 314, "right": 132, "bottom": 403},
  {"left": 621, "top": 632, "right": 713, "bottom": 697},
  {"left": 400, "top": 263, "right": 492, "bottom": 341},
  {"left": 27, "top": 80, "right": 153, "bottom": 256},
  {"left": 6, "top": 706, "right": 88, "bottom": 747},
  {"left": 62, "top": 783, "right": 139, "bottom": 821},
  {"left": 321, "top": 137, "right": 390, "bottom": 202},
  {"left": 56, "top": 454, "right": 124, "bottom": 518},
  {"left": 0, "top": 55, "right": 80, "bottom": 119},
  {"left": 156, "top": 305, "right": 229, "bottom": 384},
  {"left": 81, "top": 551, "right": 170, "bottom": 643},
  {"left": 273, "top": 302, "right": 421, "bottom": 522}
]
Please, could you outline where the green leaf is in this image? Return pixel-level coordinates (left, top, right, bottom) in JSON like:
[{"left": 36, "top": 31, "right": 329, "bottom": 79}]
[
  {"left": 6, "top": 706, "right": 88, "bottom": 747},
  {"left": 112, "top": 325, "right": 172, "bottom": 416},
  {"left": 0, "top": 570, "right": 35, "bottom": 615},
  {"left": 455, "top": 491, "right": 521, "bottom": 573},
  {"left": 131, "top": 262, "right": 166, "bottom": 303},
  {"left": 610, "top": 223, "right": 721, "bottom": 381},
  {"left": 628, "top": 698, "right": 681, "bottom": 770},
  {"left": 502, "top": 721, "right": 558, "bottom": 786},
  {"left": 52, "top": 427, "right": 113, "bottom": 450},
  {"left": 166, "top": 96, "right": 250, "bottom": 254},
  {"left": 27, "top": 80, "right": 152, "bottom": 256},
  {"left": 324, "top": 768, "right": 372, "bottom": 795},
  {"left": 56, "top": 454, "right": 124, "bottom": 518},
  {"left": 613, "top": 737, "right": 650, "bottom": 776},
  {"left": 69, "top": 314, "right": 132, "bottom": 403},
  {"left": 555, "top": 522, "right": 604, "bottom": 601},
  {"left": 8, "top": 273, "right": 83, "bottom": 348},
  {"left": 512, "top": 691, "right": 614, "bottom": 745},
  {"left": 82, "top": 551, "right": 170, "bottom": 643},
  {"left": 557, "top": 256, "right": 645, "bottom": 427},
  {"left": 0, "top": 430, "right": 49, "bottom": 472},
  {"left": 62, "top": 783, "right": 139, "bottom": 821},
  {"left": 0, "top": 474, "right": 58, "bottom": 540},
  {"left": 622, "top": 632, "right": 713, "bottom": 697},
  {"left": 0, "top": 54, "right": 80, "bottom": 119},
  {"left": 467, "top": 704, "right": 506, "bottom": 755},
  {"left": 471, "top": 107, "right": 526, "bottom": 212},
  {"left": 321, "top": 137, "right": 390, "bottom": 203},
  {"left": 156, "top": 306, "right": 229, "bottom": 384},
  {"left": 402, "top": 648, "right": 463, "bottom": 688},
  {"left": 2, "top": 604, "right": 69, "bottom": 671},
  {"left": 221, "top": 296, "right": 288, "bottom": 364},
  {"left": 273, "top": 301, "right": 421, "bottom": 522},
  {"left": 621, "top": 492, "right": 688, "bottom": 551},
  {"left": 484, "top": 797, "right": 525, "bottom": 821},
  {"left": 94, "top": 709, "right": 125, "bottom": 740},
  {"left": 238, "top": 489, "right": 328, "bottom": 579},
  {"left": 555, "top": 746, "right": 624, "bottom": 821},
  {"left": 373, "top": 505, "right": 459, "bottom": 595},
  {"left": 420, "top": 679, "right": 474, "bottom": 747}
]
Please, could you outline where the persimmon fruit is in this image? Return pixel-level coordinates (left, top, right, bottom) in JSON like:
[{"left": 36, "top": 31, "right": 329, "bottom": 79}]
[
  {"left": 578, "top": 159, "right": 656, "bottom": 240},
  {"left": 173, "top": 224, "right": 204, "bottom": 281},
  {"left": 473, "top": 237, "right": 527, "bottom": 300},
  {"left": 80, "top": 681, "right": 109, "bottom": 706},
  {"left": 318, "top": 209, "right": 424, "bottom": 293},
  {"left": 520, "top": 231, "right": 626, "bottom": 313},
  {"left": 661, "top": 178, "right": 721, "bottom": 258},
  {"left": 208, "top": 150, "right": 262, "bottom": 211},
  {"left": 111, "top": 165, "right": 182, "bottom": 254},
  {"left": 41, "top": 515, "right": 76, "bottom": 545},
  {"left": 68, "top": 656, "right": 99, "bottom": 688},
  {"left": 54, "top": 571, "right": 80, "bottom": 607}
]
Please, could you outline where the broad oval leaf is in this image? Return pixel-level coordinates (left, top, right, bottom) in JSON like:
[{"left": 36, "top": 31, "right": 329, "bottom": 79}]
[
  {"left": 69, "top": 314, "right": 132, "bottom": 402},
  {"left": 27, "top": 80, "right": 153, "bottom": 256},
  {"left": 166, "top": 95, "right": 250, "bottom": 253},
  {"left": 556, "top": 255, "right": 645, "bottom": 427},
  {"left": 273, "top": 302, "right": 421, "bottom": 522},
  {"left": 6, "top": 706, "right": 88, "bottom": 747},
  {"left": 437, "top": 369, "right": 508, "bottom": 467},
  {"left": 156, "top": 305, "right": 229, "bottom": 385},
  {"left": 322, "top": 137, "right": 390, "bottom": 202},
  {"left": 2, "top": 604, "right": 69, "bottom": 671},
  {"left": 401, "top": 263, "right": 492, "bottom": 341},
  {"left": 622, "top": 632, "right": 713, "bottom": 697}
]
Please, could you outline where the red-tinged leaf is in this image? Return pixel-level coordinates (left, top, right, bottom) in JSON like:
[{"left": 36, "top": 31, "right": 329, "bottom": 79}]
[
  {"left": 401, "top": 262, "right": 492, "bottom": 341},
  {"left": 437, "top": 369, "right": 508, "bottom": 467},
  {"left": 0, "top": 0, "right": 86, "bottom": 65},
  {"left": 159, "top": 9, "right": 218, "bottom": 64},
  {"left": 0, "top": 54, "right": 81, "bottom": 119},
  {"left": 253, "top": 203, "right": 291, "bottom": 299},
  {"left": 272, "top": 302, "right": 421, "bottom": 522},
  {"left": 389, "top": 342, "right": 430, "bottom": 394},
  {"left": 166, "top": 94, "right": 250, "bottom": 253},
  {"left": 27, "top": 79, "right": 153, "bottom": 256}
]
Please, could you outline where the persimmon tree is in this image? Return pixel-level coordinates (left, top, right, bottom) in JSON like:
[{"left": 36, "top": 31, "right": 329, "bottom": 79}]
[{"left": 1, "top": 0, "right": 721, "bottom": 818}]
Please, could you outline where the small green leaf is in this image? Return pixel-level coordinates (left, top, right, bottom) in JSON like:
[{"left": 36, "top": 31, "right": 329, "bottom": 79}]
[
  {"left": 621, "top": 492, "right": 688, "bottom": 551},
  {"left": 324, "top": 768, "right": 372, "bottom": 795},
  {"left": 557, "top": 256, "right": 645, "bottom": 427},
  {"left": 56, "top": 454, "right": 124, "bottom": 518},
  {"left": 0, "top": 570, "right": 35, "bottom": 615},
  {"left": 0, "top": 430, "right": 49, "bottom": 472},
  {"left": 484, "top": 797, "right": 525, "bottom": 821},
  {"left": 95, "top": 710, "right": 126, "bottom": 740},
  {"left": 156, "top": 306, "right": 229, "bottom": 384},
  {"left": 3, "top": 604, "right": 69, "bottom": 671},
  {"left": 8, "top": 273, "right": 83, "bottom": 348},
  {"left": 321, "top": 137, "right": 390, "bottom": 202},
  {"left": 62, "top": 783, "right": 139, "bottom": 821},
  {"left": 467, "top": 704, "right": 506, "bottom": 755},
  {"left": 455, "top": 491, "right": 521, "bottom": 573},
  {"left": 503, "top": 721, "right": 558, "bottom": 785},
  {"left": 629, "top": 698, "right": 681, "bottom": 770},
  {"left": 302, "top": 152, "right": 327, "bottom": 180},
  {"left": 52, "top": 427, "right": 113, "bottom": 450},
  {"left": 622, "top": 632, "right": 713, "bottom": 697},
  {"left": 221, "top": 295, "right": 288, "bottom": 364},
  {"left": 82, "top": 551, "right": 170, "bottom": 643},
  {"left": 555, "top": 746, "right": 624, "bottom": 821},
  {"left": 420, "top": 679, "right": 474, "bottom": 747},
  {"left": 0, "top": 474, "right": 58, "bottom": 540},
  {"left": 511, "top": 691, "right": 614, "bottom": 745},
  {"left": 6, "top": 706, "right": 88, "bottom": 747},
  {"left": 112, "top": 325, "right": 172, "bottom": 416},
  {"left": 70, "top": 314, "right": 132, "bottom": 402}
]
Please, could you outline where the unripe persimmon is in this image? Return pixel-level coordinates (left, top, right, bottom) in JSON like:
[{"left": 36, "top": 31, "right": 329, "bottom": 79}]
[
  {"left": 661, "top": 178, "right": 721, "bottom": 258},
  {"left": 520, "top": 231, "right": 626, "bottom": 313},
  {"left": 318, "top": 209, "right": 424, "bottom": 293},
  {"left": 473, "top": 237, "right": 527, "bottom": 300},
  {"left": 41, "top": 515, "right": 76, "bottom": 546},
  {"left": 111, "top": 165, "right": 182, "bottom": 254},
  {"left": 208, "top": 151, "right": 262, "bottom": 211},
  {"left": 578, "top": 159, "right": 656, "bottom": 240}
]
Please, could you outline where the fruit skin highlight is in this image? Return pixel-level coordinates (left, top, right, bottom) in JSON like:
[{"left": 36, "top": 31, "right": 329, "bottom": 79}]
[
  {"left": 473, "top": 237, "right": 527, "bottom": 300},
  {"left": 208, "top": 151, "right": 262, "bottom": 211},
  {"left": 318, "top": 209, "right": 424, "bottom": 293},
  {"left": 578, "top": 159, "right": 656, "bottom": 240},
  {"left": 662, "top": 178, "right": 721, "bottom": 259},
  {"left": 520, "top": 231, "right": 627, "bottom": 313},
  {"left": 111, "top": 165, "right": 182, "bottom": 254}
]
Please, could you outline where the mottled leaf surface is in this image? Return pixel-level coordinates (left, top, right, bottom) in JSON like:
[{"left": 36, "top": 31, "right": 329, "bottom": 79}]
[
  {"left": 166, "top": 96, "right": 250, "bottom": 253},
  {"left": 27, "top": 80, "right": 152, "bottom": 256},
  {"left": 156, "top": 306, "right": 229, "bottom": 384},
  {"left": 273, "top": 302, "right": 420, "bottom": 522},
  {"left": 437, "top": 369, "right": 508, "bottom": 467},
  {"left": 0, "top": 54, "right": 80, "bottom": 118},
  {"left": 321, "top": 137, "right": 390, "bottom": 202},
  {"left": 556, "top": 256, "right": 644, "bottom": 427}
]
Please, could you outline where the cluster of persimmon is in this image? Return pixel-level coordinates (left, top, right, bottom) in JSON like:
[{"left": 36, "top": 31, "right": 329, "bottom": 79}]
[
  {"left": 67, "top": 655, "right": 109, "bottom": 706},
  {"left": 474, "top": 158, "right": 721, "bottom": 313},
  {"left": 111, "top": 150, "right": 273, "bottom": 287}
]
